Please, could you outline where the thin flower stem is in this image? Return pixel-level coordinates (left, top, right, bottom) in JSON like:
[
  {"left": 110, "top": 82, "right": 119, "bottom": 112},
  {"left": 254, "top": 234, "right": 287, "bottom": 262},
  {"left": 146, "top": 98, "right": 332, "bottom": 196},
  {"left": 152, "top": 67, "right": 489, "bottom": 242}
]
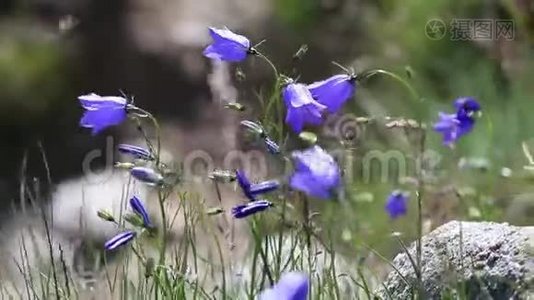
[
  {"left": 255, "top": 51, "right": 279, "bottom": 79},
  {"left": 359, "top": 68, "right": 427, "bottom": 297},
  {"left": 129, "top": 106, "right": 166, "bottom": 265},
  {"left": 130, "top": 243, "right": 146, "bottom": 266},
  {"left": 157, "top": 190, "right": 167, "bottom": 265},
  {"left": 144, "top": 113, "right": 162, "bottom": 167},
  {"left": 362, "top": 68, "right": 427, "bottom": 296},
  {"left": 128, "top": 106, "right": 162, "bottom": 166},
  {"left": 254, "top": 50, "right": 285, "bottom": 143},
  {"left": 301, "top": 194, "right": 313, "bottom": 295},
  {"left": 415, "top": 127, "right": 426, "bottom": 297},
  {"left": 251, "top": 219, "right": 274, "bottom": 286},
  {"left": 331, "top": 61, "right": 351, "bottom": 74},
  {"left": 275, "top": 195, "right": 287, "bottom": 278},
  {"left": 358, "top": 69, "right": 422, "bottom": 103}
]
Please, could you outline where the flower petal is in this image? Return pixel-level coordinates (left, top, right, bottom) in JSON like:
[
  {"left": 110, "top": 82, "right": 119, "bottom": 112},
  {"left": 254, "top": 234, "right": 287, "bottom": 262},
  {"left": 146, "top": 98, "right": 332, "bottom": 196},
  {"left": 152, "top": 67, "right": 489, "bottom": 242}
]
[
  {"left": 308, "top": 74, "right": 355, "bottom": 113},
  {"left": 283, "top": 83, "right": 326, "bottom": 133},
  {"left": 203, "top": 27, "right": 250, "bottom": 62},
  {"left": 208, "top": 27, "right": 250, "bottom": 48},
  {"left": 80, "top": 107, "right": 127, "bottom": 135},
  {"left": 290, "top": 172, "right": 331, "bottom": 199},
  {"left": 78, "top": 93, "right": 127, "bottom": 110},
  {"left": 289, "top": 146, "right": 340, "bottom": 199},
  {"left": 385, "top": 190, "right": 409, "bottom": 219},
  {"left": 259, "top": 272, "right": 309, "bottom": 300}
]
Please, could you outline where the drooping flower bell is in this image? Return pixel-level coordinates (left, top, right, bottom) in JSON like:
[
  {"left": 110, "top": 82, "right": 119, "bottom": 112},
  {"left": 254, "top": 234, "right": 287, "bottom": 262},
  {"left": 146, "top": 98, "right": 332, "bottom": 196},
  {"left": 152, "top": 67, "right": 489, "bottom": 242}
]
[
  {"left": 203, "top": 27, "right": 252, "bottom": 62},
  {"left": 236, "top": 170, "right": 280, "bottom": 201},
  {"left": 385, "top": 190, "right": 409, "bottom": 219},
  {"left": 231, "top": 200, "right": 273, "bottom": 219},
  {"left": 118, "top": 144, "right": 154, "bottom": 161},
  {"left": 289, "top": 146, "right": 341, "bottom": 199},
  {"left": 104, "top": 230, "right": 136, "bottom": 251},
  {"left": 308, "top": 74, "right": 356, "bottom": 114},
  {"left": 78, "top": 93, "right": 130, "bottom": 135},
  {"left": 433, "top": 97, "right": 480, "bottom": 146},
  {"left": 259, "top": 271, "right": 309, "bottom": 300},
  {"left": 283, "top": 82, "right": 326, "bottom": 134},
  {"left": 129, "top": 196, "right": 152, "bottom": 228}
]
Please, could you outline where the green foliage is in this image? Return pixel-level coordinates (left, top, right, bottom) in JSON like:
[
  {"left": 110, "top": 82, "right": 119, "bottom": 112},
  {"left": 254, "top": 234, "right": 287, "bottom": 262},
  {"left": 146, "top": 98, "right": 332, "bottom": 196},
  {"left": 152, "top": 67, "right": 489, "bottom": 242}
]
[{"left": 0, "top": 29, "right": 67, "bottom": 123}]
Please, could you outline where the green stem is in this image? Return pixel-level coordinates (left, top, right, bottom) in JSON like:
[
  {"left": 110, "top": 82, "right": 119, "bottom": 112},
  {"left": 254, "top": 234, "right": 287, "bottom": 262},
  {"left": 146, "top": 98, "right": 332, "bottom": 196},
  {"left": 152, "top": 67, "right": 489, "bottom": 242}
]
[
  {"left": 251, "top": 219, "right": 274, "bottom": 286},
  {"left": 144, "top": 112, "right": 162, "bottom": 167},
  {"left": 255, "top": 50, "right": 285, "bottom": 139},
  {"left": 415, "top": 128, "right": 426, "bottom": 297},
  {"left": 359, "top": 69, "right": 422, "bottom": 103},
  {"left": 129, "top": 106, "right": 162, "bottom": 166},
  {"left": 301, "top": 194, "right": 313, "bottom": 295},
  {"left": 157, "top": 190, "right": 167, "bottom": 265},
  {"left": 129, "top": 106, "right": 166, "bottom": 265},
  {"left": 275, "top": 196, "right": 286, "bottom": 278},
  {"left": 254, "top": 50, "right": 279, "bottom": 79},
  {"left": 360, "top": 68, "right": 426, "bottom": 297}
]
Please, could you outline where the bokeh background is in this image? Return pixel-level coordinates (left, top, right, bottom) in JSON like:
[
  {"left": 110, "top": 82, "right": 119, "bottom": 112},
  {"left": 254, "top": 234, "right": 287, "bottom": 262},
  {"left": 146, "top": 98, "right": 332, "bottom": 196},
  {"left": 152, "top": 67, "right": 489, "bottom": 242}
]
[{"left": 1, "top": 0, "right": 533, "bottom": 263}]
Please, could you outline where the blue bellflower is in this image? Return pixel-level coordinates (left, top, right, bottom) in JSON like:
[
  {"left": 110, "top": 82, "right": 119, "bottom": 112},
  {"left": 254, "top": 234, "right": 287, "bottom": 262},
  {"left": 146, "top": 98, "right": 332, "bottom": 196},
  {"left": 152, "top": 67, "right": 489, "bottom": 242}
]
[
  {"left": 433, "top": 97, "right": 480, "bottom": 146},
  {"left": 231, "top": 200, "right": 273, "bottom": 219},
  {"left": 203, "top": 27, "right": 251, "bottom": 62},
  {"left": 308, "top": 74, "right": 356, "bottom": 113},
  {"left": 259, "top": 272, "right": 309, "bottom": 300},
  {"left": 290, "top": 146, "right": 341, "bottom": 199},
  {"left": 236, "top": 170, "right": 280, "bottom": 201},
  {"left": 118, "top": 144, "right": 154, "bottom": 161},
  {"left": 385, "top": 190, "right": 409, "bottom": 219},
  {"left": 104, "top": 230, "right": 136, "bottom": 251},
  {"left": 283, "top": 83, "right": 326, "bottom": 133},
  {"left": 79, "top": 93, "right": 129, "bottom": 135},
  {"left": 129, "top": 196, "right": 152, "bottom": 228}
]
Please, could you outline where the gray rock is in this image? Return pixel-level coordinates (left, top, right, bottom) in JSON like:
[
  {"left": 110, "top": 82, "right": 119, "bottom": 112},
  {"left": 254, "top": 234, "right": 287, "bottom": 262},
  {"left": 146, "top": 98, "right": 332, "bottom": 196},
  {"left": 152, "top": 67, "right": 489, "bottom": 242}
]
[{"left": 375, "top": 221, "right": 534, "bottom": 299}]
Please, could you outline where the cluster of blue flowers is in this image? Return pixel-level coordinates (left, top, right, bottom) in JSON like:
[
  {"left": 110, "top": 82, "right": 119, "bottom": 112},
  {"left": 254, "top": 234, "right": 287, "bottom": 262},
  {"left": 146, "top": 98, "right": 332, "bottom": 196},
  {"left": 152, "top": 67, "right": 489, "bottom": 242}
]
[
  {"left": 77, "top": 26, "right": 484, "bottom": 299},
  {"left": 204, "top": 27, "right": 356, "bottom": 134}
]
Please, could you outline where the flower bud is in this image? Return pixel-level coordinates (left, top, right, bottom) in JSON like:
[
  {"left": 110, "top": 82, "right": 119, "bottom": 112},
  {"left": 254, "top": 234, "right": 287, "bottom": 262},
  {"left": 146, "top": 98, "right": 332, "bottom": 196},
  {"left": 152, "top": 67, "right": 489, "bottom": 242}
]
[
  {"left": 104, "top": 231, "right": 136, "bottom": 251},
  {"left": 97, "top": 209, "right": 115, "bottom": 222},
  {"left": 131, "top": 167, "right": 164, "bottom": 186},
  {"left": 118, "top": 144, "right": 154, "bottom": 161},
  {"left": 231, "top": 200, "right": 273, "bottom": 219}
]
